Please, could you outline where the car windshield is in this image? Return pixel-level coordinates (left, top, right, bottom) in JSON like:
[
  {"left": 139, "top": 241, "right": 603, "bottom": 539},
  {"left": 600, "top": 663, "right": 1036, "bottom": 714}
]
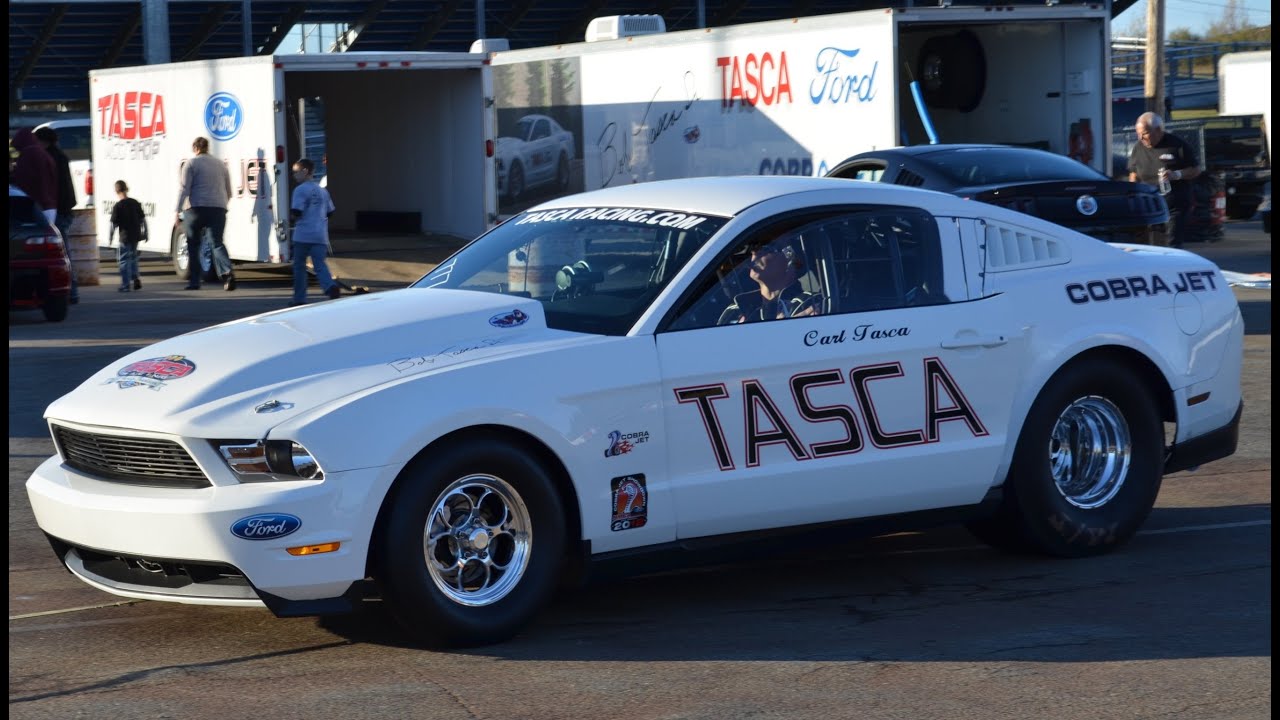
[
  {"left": 516, "top": 118, "right": 534, "bottom": 140},
  {"left": 923, "top": 148, "right": 1107, "bottom": 185},
  {"left": 414, "top": 207, "right": 729, "bottom": 335},
  {"left": 54, "top": 124, "right": 91, "bottom": 161}
]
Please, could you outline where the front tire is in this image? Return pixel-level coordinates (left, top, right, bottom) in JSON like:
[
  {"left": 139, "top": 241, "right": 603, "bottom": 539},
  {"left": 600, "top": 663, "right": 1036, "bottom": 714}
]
[
  {"left": 967, "top": 359, "right": 1164, "bottom": 557},
  {"left": 556, "top": 152, "right": 570, "bottom": 190},
  {"left": 507, "top": 162, "right": 525, "bottom": 201},
  {"left": 375, "top": 435, "right": 566, "bottom": 647}
]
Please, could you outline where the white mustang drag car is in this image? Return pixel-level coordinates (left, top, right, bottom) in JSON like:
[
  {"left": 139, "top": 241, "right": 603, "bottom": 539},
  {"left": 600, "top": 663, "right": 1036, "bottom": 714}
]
[{"left": 27, "top": 177, "right": 1243, "bottom": 647}]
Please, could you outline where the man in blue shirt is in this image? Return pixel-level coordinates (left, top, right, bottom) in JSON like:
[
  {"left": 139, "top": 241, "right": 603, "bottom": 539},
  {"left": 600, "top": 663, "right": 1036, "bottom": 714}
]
[{"left": 288, "top": 158, "right": 340, "bottom": 306}]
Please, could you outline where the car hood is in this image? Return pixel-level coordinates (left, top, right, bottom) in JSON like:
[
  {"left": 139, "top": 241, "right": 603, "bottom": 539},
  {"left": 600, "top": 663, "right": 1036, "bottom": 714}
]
[
  {"left": 45, "top": 289, "right": 573, "bottom": 437},
  {"left": 494, "top": 136, "right": 522, "bottom": 152}
]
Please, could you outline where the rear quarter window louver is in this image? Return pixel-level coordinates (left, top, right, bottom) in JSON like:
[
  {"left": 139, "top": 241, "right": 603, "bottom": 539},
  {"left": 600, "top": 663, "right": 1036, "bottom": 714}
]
[
  {"left": 984, "top": 223, "right": 1070, "bottom": 271},
  {"left": 893, "top": 169, "right": 926, "bottom": 187}
]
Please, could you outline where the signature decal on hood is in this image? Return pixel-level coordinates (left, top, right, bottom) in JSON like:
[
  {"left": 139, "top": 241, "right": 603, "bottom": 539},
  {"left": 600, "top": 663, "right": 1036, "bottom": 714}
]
[
  {"left": 389, "top": 337, "right": 507, "bottom": 374},
  {"left": 103, "top": 355, "right": 197, "bottom": 391},
  {"left": 489, "top": 309, "right": 529, "bottom": 328},
  {"left": 230, "top": 513, "right": 301, "bottom": 540}
]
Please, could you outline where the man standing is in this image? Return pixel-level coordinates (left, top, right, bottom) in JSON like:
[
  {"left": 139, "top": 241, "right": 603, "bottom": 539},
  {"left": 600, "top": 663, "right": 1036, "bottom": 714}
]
[
  {"left": 10, "top": 128, "right": 58, "bottom": 224},
  {"left": 1128, "top": 112, "right": 1201, "bottom": 247},
  {"left": 288, "top": 158, "right": 340, "bottom": 306},
  {"left": 35, "top": 126, "right": 80, "bottom": 304},
  {"left": 175, "top": 137, "right": 235, "bottom": 290}
]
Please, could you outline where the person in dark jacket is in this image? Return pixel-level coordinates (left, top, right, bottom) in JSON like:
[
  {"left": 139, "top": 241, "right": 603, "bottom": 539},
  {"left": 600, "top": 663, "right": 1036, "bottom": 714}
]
[
  {"left": 9, "top": 128, "right": 58, "bottom": 224},
  {"left": 35, "top": 126, "right": 81, "bottom": 303}
]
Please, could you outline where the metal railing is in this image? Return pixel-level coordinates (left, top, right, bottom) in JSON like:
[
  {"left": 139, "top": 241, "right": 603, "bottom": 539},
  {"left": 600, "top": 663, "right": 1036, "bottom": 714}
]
[{"left": 1112, "top": 38, "right": 1271, "bottom": 88}]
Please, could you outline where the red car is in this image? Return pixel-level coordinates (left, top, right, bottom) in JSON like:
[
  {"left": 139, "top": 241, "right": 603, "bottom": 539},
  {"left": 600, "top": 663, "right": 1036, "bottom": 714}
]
[{"left": 9, "top": 191, "right": 71, "bottom": 322}]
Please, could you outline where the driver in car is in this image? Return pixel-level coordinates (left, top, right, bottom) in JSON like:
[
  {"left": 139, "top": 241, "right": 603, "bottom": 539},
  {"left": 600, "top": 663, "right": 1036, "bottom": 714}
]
[{"left": 718, "top": 239, "right": 822, "bottom": 325}]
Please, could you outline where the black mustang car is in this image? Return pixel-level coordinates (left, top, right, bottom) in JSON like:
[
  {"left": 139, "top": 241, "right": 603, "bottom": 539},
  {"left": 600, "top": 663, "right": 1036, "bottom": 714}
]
[{"left": 827, "top": 144, "right": 1169, "bottom": 244}]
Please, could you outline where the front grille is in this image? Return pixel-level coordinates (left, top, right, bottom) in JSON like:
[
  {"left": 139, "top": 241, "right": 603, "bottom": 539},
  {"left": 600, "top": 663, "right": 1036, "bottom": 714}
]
[{"left": 51, "top": 424, "right": 211, "bottom": 488}]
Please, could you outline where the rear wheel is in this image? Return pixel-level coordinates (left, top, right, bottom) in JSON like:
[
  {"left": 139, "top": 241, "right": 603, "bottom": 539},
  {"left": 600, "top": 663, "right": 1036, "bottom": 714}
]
[
  {"left": 966, "top": 359, "right": 1163, "bottom": 557},
  {"left": 375, "top": 435, "right": 566, "bottom": 647},
  {"left": 42, "top": 295, "right": 69, "bottom": 322}
]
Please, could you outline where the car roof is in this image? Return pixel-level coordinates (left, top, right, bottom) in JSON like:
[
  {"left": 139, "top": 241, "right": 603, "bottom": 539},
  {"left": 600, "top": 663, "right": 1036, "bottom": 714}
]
[
  {"left": 528, "top": 176, "right": 977, "bottom": 217},
  {"left": 858, "top": 144, "right": 1053, "bottom": 158},
  {"left": 35, "top": 118, "right": 91, "bottom": 130}
]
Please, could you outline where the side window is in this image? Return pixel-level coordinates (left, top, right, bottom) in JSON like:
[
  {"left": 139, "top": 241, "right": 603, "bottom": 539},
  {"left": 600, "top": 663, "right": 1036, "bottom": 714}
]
[
  {"left": 667, "top": 214, "right": 834, "bottom": 331},
  {"left": 853, "top": 167, "right": 884, "bottom": 182},
  {"left": 823, "top": 209, "right": 948, "bottom": 312}
]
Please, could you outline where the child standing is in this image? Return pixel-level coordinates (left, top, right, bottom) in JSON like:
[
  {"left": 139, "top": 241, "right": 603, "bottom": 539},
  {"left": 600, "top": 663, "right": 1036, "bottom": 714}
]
[
  {"left": 108, "top": 180, "right": 148, "bottom": 292},
  {"left": 288, "top": 158, "right": 339, "bottom": 306}
]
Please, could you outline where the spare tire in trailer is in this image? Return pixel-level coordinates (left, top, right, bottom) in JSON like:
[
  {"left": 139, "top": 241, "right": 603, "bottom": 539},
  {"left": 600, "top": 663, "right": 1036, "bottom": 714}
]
[{"left": 916, "top": 29, "right": 987, "bottom": 113}]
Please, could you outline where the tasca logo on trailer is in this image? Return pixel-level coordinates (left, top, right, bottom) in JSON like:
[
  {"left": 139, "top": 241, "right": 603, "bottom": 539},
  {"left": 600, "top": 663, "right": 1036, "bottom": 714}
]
[{"left": 97, "top": 92, "right": 167, "bottom": 140}]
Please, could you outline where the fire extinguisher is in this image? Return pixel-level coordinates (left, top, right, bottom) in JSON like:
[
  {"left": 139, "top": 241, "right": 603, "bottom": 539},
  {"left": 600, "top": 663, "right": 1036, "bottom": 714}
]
[
  {"left": 1079, "top": 118, "right": 1094, "bottom": 166},
  {"left": 1068, "top": 122, "right": 1082, "bottom": 161}
]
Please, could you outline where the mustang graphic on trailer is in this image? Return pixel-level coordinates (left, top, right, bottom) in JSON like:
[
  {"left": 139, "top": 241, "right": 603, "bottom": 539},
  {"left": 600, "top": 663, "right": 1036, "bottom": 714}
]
[
  {"left": 495, "top": 114, "right": 575, "bottom": 200},
  {"left": 26, "top": 177, "right": 1242, "bottom": 648}
]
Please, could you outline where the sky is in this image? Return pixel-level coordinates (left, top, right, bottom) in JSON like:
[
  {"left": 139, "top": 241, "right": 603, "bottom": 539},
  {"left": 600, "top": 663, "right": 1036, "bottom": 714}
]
[{"left": 1113, "top": 0, "right": 1272, "bottom": 38}]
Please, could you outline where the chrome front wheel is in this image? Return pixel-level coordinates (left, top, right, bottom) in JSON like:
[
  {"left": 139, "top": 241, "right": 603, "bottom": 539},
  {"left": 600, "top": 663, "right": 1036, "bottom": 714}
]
[
  {"left": 425, "top": 474, "right": 532, "bottom": 607},
  {"left": 376, "top": 436, "right": 567, "bottom": 647}
]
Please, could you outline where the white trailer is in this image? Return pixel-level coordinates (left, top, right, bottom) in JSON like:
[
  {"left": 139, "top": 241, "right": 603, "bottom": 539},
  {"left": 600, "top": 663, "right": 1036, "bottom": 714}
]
[
  {"left": 490, "top": 5, "right": 1112, "bottom": 215},
  {"left": 87, "top": 5, "right": 1111, "bottom": 274},
  {"left": 1219, "top": 50, "right": 1271, "bottom": 155},
  {"left": 88, "top": 53, "right": 495, "bottom": 278}
]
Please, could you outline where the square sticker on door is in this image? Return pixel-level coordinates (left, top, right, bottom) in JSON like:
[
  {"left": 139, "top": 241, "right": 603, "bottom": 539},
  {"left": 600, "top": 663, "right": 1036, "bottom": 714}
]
[{"left": 610, "top": 474, "right": 648, "bottom": 531}]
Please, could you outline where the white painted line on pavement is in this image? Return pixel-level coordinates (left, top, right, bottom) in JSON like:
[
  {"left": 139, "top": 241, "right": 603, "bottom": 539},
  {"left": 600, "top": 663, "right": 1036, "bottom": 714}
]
[{"left": 9, "top": 599, "right": 141, "bottom": 621}]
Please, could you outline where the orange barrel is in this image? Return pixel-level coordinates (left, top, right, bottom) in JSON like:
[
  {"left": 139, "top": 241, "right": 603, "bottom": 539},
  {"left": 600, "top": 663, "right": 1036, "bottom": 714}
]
[
  {"left": 507, "top": 232, "right": 584, "bottom": 298},
  {"left": 66, "top": 209, "right": 100, "bottom": 286}
]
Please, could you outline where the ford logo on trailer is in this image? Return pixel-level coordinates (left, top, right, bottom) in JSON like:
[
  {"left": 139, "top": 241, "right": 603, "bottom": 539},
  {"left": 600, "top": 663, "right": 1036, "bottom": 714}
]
[
  {"left": 230, "top": 513, "right": 301, "bottom": 540},
  {"left": 205, "top": 92, "right": 243, "bottom": 140}
]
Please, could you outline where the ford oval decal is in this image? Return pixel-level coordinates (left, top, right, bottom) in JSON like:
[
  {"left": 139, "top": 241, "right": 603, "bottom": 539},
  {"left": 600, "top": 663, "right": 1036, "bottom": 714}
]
[
  {"left": 489, "top": 308, "right": 529, "bottom": 328},
  {"left": 205, "top": 92, "right": 243, "bottom": 141},
  {"left": 230, "top": 513, "right": 301, "bottom": 540}
]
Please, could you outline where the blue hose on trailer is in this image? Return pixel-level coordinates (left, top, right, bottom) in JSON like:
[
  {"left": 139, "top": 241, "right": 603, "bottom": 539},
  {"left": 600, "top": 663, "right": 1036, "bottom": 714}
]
[{"left": 910, "top": 81, "right": 940, "bottom": 145}]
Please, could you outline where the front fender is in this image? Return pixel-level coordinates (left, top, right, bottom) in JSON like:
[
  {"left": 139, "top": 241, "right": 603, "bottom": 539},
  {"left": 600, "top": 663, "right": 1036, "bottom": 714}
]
[{"left": 267, "top": 336, "right": 672, "bottom": 551}]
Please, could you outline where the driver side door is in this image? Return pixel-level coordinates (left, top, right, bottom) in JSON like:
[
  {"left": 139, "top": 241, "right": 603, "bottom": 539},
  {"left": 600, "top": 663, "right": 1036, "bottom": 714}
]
[{"left": 656, "top": 206, "right": 1025, "bottom": 540}]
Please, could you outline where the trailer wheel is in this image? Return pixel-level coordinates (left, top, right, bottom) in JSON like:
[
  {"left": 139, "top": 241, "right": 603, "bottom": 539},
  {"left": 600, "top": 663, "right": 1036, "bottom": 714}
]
[
  {"left": 170, "top": 227, "right": 216, "bottom": 281},
  {"left": 556, "top": 152, "right": 570, "bottom": 190},
  {"left": 916, "top": 30, "right": 986, "bottom": 113},
  {"left": 1225, "top": 198, "right": 1259, "bottom": 221}
]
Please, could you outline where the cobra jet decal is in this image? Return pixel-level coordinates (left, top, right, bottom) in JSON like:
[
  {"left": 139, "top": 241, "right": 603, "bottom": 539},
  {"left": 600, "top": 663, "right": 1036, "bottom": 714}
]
[
  {"left": 1065, "top": 271, "right": 1219, "bottom": 304},
  {"left": 674, "top": 358, "right": 986, "bottom": 471}
]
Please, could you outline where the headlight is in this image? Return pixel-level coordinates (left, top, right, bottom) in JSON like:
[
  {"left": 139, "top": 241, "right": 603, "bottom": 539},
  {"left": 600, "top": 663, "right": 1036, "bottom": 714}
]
[{"left": 217, "top": 439, "right": 324, "bottom": 481}]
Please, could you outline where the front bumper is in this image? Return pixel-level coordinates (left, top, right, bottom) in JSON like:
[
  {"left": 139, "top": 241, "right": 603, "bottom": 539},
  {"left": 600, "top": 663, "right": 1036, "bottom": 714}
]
[{"left": 26, "top": 454, "right": 399, "bottom": 615}]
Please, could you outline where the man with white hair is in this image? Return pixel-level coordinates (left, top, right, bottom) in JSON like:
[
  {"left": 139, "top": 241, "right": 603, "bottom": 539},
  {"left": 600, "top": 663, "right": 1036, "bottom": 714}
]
[{"left": 1128, "top": 111, "right": 1201, "bottom": 247}]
